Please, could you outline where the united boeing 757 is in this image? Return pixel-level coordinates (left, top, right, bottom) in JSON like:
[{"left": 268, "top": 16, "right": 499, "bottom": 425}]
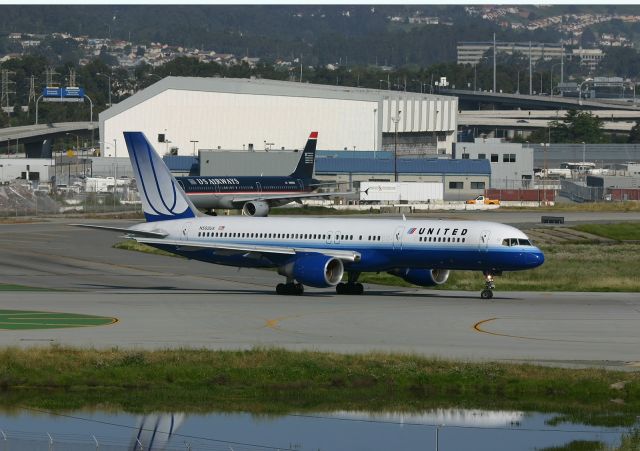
[
  {"left": 176, "top": 132, "right": 344, "bottom": 216},
  {"left": 76, "top": 132, "right": 544, "bottom": 299}
]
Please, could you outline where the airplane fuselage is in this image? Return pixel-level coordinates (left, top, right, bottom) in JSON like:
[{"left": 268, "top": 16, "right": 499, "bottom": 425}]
[
  {"left": 132, "top": 216, "right": 544, "bottom": 273},
  {"left": 176, "top": 175, "right": 314, "bottom": 209}
]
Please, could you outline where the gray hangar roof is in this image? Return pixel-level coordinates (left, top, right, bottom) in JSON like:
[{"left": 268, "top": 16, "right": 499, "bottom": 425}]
[{"left": 99, "top": 76, "right": 455, "bottom": 123}]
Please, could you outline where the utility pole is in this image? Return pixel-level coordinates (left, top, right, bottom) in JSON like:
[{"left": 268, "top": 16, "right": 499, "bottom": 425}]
[
  {"left": 493, "top": 33, "right": 496, "bottom": 93},
  {"left": 1, "top": 70, "right": 16, "bottom": 109},
  {"left": 27, "top": 75, "right": 36, "bottom": 104},
  {"left": 68, "top": 68, "right": 77, "bottom": 87},
  {"left": 529, "top": 41, "right": 533, "bottom": 95},
  {"left": 560, "top": 44, "right": 564, "bottom": 85},
  {"left": 45, "top": 67, "right": 58, "bottom": 87}
]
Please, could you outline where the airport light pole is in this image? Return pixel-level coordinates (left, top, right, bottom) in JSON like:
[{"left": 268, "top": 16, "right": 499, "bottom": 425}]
[
  {"left": 391, "top": 110, "right": 402, "bottom": 182},
  {"left": 550, "top": 63, "right": 561, "bottom": 97},
  {"left": 96, "top": 72, "right": 112, "bottom": 107},
  {"left": 582, "top": 141, "right": 586, "bottom": 164},
  {"left": 66, "top": 133, "right": 80, "bottom": 152}
]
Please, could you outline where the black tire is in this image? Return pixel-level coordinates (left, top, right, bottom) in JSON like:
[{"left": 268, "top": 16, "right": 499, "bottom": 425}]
[
  {"left": 480, "top": 289, "right": 493, "bottom": 300},
  {"left": 355, "top": 283, "right": 364, "bottom": 295},
  {"left": 276, "top": 283, "right": 285, "bottom": 295},
  {"left": 295, "top": 283, "right": 304, "bottom": 295},
  {"left": 336, "top": 282, "right": 346, "bottom": 294}
]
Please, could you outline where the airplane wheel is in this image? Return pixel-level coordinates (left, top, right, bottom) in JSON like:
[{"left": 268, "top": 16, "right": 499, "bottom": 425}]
[
  {"left": 480, "top": 289, "right": 493, "bottom": 300},
  {"left": 336, "top": 282, "right": 346, "bottom": 294},
  {"left": 294, "top": 283, "right": 304, "bottom": 295},
  {"left": 355, "top": 283, "right": 364, "bottom": 295},
  {"left": 276, "top": 283, "right": 286, "bottom": 295}
]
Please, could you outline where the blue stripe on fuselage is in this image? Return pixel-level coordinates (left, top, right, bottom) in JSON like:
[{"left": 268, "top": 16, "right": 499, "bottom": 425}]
[{"left": 147, "top": 240, "right": 543, "bottom": 273}]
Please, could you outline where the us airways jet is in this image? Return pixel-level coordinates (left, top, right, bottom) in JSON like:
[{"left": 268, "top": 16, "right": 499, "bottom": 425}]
[
  {"left": 176, "top": 132, "right": 343, "bottom": 216},
  {"left": 76, "top": 132, "right": 544, "bottom": 299}
]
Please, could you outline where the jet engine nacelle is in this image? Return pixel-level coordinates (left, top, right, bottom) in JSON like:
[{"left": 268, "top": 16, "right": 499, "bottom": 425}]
[
  {"left": 242, "top": 201, "right": 270, "bottom": 216},
  {"left": 389, "top": 268, "right": 450, "bottom": 287},
  {"left": 278, "top": 253, "right": 344, "bottom": 288}
]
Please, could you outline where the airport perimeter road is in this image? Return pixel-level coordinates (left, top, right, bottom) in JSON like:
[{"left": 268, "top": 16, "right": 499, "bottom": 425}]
[{"left": 0, "top": 219, "right": 639, "bottom": 369}]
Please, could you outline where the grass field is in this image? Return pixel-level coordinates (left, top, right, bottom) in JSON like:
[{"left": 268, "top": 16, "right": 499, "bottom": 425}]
[
  {"left": 0, "top": 284, "right": 52, "bottom": 292},
  {"left": 0, "top": 347, "right": 639, "bottom": 426},
  {"left": 573, "top": 223, "right": 640, "bottom": 241}
]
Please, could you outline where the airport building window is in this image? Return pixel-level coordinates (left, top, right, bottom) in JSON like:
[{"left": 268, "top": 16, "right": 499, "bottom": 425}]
[
  {"left": 449, "top": 181, "right": 464, "bottom": 189},
  {"left": 478, "top": 154, "right": 486, "bottom": 160},
  {"left": 491, "top": 154, "right": 499, "bottom": 162},
  {"left": 503, "top": 154, "right": 516, "bottom": 163},
  {"left": 461, "top": 153, "right": 470, "bottom": 159},
  {"left": 471, "top": 182, "right": 486, "bottom": 189}
]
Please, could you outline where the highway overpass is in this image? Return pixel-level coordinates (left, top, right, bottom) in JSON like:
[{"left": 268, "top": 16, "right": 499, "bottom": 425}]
[
  {"left": 459, "top": 110, "right": 638, "bottom": 133},
  {"left": 442, "top": 89, "right": 639, "bottom": 111},
  {"left": 0, "top": 122, "right": 96, "bottom": 157}
]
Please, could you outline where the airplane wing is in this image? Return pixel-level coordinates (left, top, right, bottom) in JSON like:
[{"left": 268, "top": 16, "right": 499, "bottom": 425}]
[
  {"left": 70, "top": 224, "right": 168, "bottom": 238},
  {"left": 134, "top": 237, "right": 361, "bottom": 262},
  {"left": 231, "top": 191, "right": 354, "bottom": 205}
]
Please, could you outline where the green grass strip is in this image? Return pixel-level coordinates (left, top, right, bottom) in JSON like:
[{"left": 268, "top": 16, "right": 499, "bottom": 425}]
[
  {"left": 0, "top": 310, "right": 116, "bottom": 330},
  {"left": 573, "top": 223, "right": 640, "bottom": 241},
  {"left": 0, "top": 348, "right": 638, "bottom": 427},
  {"left": 0, "top": 284, "right": 52, "bottom": 292}
]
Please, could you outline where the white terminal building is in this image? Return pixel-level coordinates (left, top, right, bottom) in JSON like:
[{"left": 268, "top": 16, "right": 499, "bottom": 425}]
[{"left": 99, "top": 77, "right": 458, "bottom": 157}]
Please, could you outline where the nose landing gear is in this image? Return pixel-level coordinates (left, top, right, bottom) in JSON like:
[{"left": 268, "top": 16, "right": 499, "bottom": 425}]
[{"left": 480, "top": 271, "right": 496, "bottom": 299}]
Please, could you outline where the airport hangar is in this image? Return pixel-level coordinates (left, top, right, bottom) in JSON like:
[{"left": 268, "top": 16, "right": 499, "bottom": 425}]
[{"left": 98, "top": 76, "right": 458, "bottom": 158}]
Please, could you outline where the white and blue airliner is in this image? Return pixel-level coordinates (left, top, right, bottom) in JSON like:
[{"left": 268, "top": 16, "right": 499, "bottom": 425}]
[{"left": 77, "top": 132, "right": 544, "bottom": 299}]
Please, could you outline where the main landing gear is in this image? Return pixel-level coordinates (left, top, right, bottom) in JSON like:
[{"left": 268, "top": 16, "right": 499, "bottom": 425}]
[
  {"left": 336, "top": 272, "right": 364, "bottom": 295},
  {"left": 276, "top": 280, "right": 304, "bottom": 295},
  {"left": 480, "top": 271, "right": 496, "bottom": 299}
]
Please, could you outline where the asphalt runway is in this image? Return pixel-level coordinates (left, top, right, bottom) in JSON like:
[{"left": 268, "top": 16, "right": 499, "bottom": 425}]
[{"left": 0, "top": 218, "right": 639, "bottom": 369}]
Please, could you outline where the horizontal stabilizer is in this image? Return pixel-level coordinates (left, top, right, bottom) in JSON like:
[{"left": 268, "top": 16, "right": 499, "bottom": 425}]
[{"left": 70, "top": 224, "right": 168, "bottom": 238}]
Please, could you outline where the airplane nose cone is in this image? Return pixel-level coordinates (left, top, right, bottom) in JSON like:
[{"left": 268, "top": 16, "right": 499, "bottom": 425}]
[{"left": 526, "top": 250, "right": 545, "bottom": 268}]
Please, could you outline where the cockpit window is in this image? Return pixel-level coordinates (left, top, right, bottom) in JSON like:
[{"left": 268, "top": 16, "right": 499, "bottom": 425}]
[{"left": 502, "top": 238, "right": 532, "bottom": 247}]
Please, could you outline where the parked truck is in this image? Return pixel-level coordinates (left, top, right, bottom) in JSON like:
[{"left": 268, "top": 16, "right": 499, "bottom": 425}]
[{"left": 465, "top": 195, "right": 500, "bottom": 205}]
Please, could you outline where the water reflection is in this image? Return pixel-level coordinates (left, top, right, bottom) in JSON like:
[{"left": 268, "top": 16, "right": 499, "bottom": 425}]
[{"left": 0, "top": 408, "right": 634, "bottom": 451}]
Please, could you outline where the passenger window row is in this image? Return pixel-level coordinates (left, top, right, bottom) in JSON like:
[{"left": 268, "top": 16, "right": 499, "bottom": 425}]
[
  {"left": 196, "top": 232, "right": 382, "bottom": 241},
  {"left": 419, "top": 236, "right": 466, "bottom": 243},
  {"left": 502, "top": 238, "right": 532, "bottom": 246}
]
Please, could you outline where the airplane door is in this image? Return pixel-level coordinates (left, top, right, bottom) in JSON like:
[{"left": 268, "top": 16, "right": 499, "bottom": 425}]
[
  {"left": 297, "top": 178, "right": 304, "bottom": 191},
  {"left": 393, "top": 226, "right": 405, "bottom": 250},
  {"left": 326, "top": 231, "right": 332, "bottom": 244},
  {"left": 256, "top": 182, "right": 262, "bottom": 193},
  {"left": 334, "top": 231, "right": 341, "bottom": 244},
  {"left": 479, "top": 230, "right": 491, "bottom": 252}
]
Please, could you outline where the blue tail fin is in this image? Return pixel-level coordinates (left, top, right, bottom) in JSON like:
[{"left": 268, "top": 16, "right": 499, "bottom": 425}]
[
  {"left": 123, "top": 131, "right": 198, "bottom": 222},
  {"left": 289, "top": 131, "right": 318, "bottom": 179}
]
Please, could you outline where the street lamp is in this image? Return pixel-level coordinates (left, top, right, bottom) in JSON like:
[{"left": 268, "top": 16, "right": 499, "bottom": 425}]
[
  {"left": 516, "top": 69, "right": 525, "bottom": 94},
  {"left": 66, "top": 132, "right": 80, "bottom": 151},
  {"left": 578, "top": 78, "right": 593, "bottom": 106},
  {"left": 96, "top": 72, "right": 112, "bottom": 107},
  {"left": 391, "top": 110, "right": 402, "bottom": 182},
  {"left": 582, "top": 141, "right": 586, "bottom": 165},
  {"left": 190, "top": 140, "right": 199, "bottom": 156}
]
